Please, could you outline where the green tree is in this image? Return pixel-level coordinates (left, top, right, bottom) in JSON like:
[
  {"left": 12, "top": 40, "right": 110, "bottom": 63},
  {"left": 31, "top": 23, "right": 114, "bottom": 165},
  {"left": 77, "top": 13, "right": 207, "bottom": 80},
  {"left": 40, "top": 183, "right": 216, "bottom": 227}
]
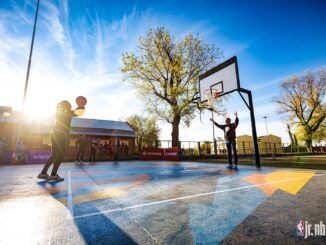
[
  {"left": 274, "top": 69, "right": 326, "bottom": 150},
  {"left": 121, "top": 27, "right": 222, "bottom": 147},
  {"left": 313, "top": 121, "right": 326, "bottom": 143},
  {"left": 126, "top": 115, "right": 160, "bottom": 152},
  {"left": 296, "top": 119, "right": 326, "bottom": 144},
  {"left": 201, "top": 141, "right": 212, "bottom": 154}
]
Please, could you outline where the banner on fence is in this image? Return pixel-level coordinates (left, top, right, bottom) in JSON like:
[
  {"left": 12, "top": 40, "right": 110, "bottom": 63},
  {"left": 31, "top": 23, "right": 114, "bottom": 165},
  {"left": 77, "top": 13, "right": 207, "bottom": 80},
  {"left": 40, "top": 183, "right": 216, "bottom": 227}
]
[
  {"left": 164, "top": 147, "right": 179, "bottom": 161},
  {"left": 28, "top": 150, "right": 52, "bottom": 164},
  {"left": 140, "top": 148, "right": 179, "bottom": 161}
]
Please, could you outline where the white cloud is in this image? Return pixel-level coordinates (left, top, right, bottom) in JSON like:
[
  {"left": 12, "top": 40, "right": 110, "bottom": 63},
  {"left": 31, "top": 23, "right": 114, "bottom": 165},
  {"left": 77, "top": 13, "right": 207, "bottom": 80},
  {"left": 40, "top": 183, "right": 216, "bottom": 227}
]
[
  {"left": 9, "top": 0, "right": 34, "bottom": 25},
  {"left": 42, "top": 1, "right": 77, "bottom": 74}
]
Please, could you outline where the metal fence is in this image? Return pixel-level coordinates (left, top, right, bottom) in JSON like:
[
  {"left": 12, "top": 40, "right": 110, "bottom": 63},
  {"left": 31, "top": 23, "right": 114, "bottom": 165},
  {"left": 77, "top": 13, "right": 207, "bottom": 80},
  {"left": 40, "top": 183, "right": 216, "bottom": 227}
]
[{"left": 158, "top": 140, "right": 326, "bottom": 156}]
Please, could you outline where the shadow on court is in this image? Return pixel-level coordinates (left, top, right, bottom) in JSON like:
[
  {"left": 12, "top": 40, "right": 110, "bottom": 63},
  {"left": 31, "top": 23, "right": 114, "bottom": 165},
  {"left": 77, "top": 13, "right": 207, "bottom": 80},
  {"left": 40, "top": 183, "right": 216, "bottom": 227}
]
[{"left": 74, "top": 208, "right": 137, "bottom": 245}]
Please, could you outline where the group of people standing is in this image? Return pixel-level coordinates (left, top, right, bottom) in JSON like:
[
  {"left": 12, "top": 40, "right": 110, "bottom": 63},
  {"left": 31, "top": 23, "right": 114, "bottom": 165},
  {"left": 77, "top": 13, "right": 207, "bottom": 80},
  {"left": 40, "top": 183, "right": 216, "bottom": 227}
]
[
  {"left": 74, "top": 136, "right": 123, "bottom": 165},
  {"left": 0, "top": 137, "right": 7, "bottom": 164},
  {"left": 0, "top": 138, "right": 27, "bottom": 164},
  {"left": 74, "top": 136, "right": 96, "bottom": 165}
]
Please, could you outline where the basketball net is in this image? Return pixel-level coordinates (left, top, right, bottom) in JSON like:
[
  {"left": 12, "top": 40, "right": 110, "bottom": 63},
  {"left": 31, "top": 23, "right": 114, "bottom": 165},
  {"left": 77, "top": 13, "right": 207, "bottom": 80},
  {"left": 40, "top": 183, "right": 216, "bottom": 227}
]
[{"left": 204, "top": 89, "right": 220, "bottom": 111}]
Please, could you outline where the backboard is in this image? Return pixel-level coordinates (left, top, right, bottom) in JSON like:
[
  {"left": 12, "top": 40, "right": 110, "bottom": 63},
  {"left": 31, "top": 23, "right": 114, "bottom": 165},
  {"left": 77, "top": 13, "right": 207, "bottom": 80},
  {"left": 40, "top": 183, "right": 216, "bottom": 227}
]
[{"left": 199, "top": 56, "right": 240, "bottom": 102}]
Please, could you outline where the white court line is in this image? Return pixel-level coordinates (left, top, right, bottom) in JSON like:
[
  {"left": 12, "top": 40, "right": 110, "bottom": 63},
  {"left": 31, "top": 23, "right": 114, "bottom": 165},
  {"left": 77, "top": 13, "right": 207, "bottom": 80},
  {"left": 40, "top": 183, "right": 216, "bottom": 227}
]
[
  {"left": 74, "top": 173, "right": 324, "bottom": 219},
  {"left": 67, "top": 170, "right": 74, "bottom": 219}
]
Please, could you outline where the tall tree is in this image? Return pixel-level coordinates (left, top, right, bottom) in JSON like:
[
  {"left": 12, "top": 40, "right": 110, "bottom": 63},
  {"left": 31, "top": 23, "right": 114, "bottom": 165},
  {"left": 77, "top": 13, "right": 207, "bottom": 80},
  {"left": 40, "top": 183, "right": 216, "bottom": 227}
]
[
  {"left": 126, "top": 115, "right": 160, "bottom": 152},
  {"left": 296, "top": 117, "right": 326, "bottom": 144},
  {"left": 286, "top": 123, "right": 295, "bottom": 146},
  {"left": 312, "top": 120, "right": 326, "bottom": 143},
  {"left": 274, "top": 69, "right": 326, "bottom": 150},
  {"left": 121, "top": 27, "right": 222, "bottom": 147}
]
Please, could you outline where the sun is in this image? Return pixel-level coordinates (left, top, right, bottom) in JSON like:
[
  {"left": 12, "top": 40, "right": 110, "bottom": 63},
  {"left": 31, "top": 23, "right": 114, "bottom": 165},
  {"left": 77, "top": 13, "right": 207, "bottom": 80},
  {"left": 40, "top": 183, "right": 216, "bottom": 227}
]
[
  {"left": 23, "top": 80, "right": 70, "bottom": 121},
  {"left": 24, "top": 95, "right": 56, "bottom": 121}
]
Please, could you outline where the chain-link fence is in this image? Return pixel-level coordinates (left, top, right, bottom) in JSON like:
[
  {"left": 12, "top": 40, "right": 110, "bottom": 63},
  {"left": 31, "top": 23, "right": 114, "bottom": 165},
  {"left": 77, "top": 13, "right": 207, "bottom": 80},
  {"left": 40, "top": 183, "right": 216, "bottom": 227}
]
[{"left": 158, "top": 139, "right": 326, "bottom": 157}]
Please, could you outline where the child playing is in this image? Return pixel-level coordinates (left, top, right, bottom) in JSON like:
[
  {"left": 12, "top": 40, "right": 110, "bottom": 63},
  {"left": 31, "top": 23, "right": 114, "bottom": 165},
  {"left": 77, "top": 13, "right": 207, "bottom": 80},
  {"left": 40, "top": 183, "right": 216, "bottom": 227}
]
[
  {"left": 38, "top": 98, "right": 86, "bottom": 181},
  {"left": 210, "top": 112, "right": 239, "bottom": 170}
]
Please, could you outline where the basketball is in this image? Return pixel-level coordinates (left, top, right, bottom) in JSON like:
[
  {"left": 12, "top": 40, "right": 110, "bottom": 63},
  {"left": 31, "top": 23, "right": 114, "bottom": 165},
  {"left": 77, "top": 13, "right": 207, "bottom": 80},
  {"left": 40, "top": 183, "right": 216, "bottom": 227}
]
[{"left": 76, "top": 96, "right": 87, "bottom": 106}]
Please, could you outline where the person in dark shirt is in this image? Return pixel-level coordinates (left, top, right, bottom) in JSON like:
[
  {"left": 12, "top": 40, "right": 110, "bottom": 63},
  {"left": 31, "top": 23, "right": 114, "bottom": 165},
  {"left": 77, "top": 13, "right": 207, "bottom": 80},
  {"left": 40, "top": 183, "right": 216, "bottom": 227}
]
[
  {"left": 103, "top": 141, "right": 109, "bottom": 158},
  {"left": 89, "top": 140, "right": 98, "bottom": 165},
  {"left": 38, "top": 100, "right": 85, "bottom": 181},
  {"left": 0, "top": 138, "right": 4, "bottom": 164},
  {"left": 210, "top": 112, "right": 239, "bottom": 170},
  {"left": 114, "top": 138, "right": 120, "bottom": 162},
  {"left": 75, "top": 135, "right": 88, "bottom": 165}
]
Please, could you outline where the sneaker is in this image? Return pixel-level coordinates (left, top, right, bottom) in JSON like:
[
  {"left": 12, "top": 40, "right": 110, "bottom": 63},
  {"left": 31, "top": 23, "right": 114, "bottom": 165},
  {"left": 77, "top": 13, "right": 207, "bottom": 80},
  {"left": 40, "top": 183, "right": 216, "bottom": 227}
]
[
  {"left": 37, "top": 172, "right": 49, "bottom": 180},
  {"left": 48, "top": 174, "right": 64, "bottom": 181},
  {"left": 233, "top": 165, "right": 238, "bottom": 170},
  {"left": 75, "top": 161, "right": 79, "bottom": 166},
  {"left": 226, "top": 165, "right": 233, "bottom": 170}
]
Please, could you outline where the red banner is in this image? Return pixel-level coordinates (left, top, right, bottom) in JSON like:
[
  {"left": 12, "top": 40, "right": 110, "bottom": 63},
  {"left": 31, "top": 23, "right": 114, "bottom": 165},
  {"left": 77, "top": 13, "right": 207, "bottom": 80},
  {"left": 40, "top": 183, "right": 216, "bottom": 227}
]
[
  {"left": 140, "top": 148, "right": 179, "bottom": 161},
  {"left": 140, "top": 148, "right": 165, "bottom": 160},
  {"left": 164, "top": 147, "right": 179, "bottom": 161}
]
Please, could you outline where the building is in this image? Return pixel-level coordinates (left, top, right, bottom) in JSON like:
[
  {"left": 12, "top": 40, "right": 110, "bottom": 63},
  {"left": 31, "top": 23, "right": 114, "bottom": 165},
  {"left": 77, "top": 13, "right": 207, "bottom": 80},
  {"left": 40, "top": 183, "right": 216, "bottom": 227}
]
[
  {"left": 236, "top": 135, "right": 254, "bottom": 155},
  {"left": 257, "top": 134, "right": 283, "bottom": 154},
  {"left": 216, "top": 134, "right": 283, "bottom": 155},
  {"left": 0, "top": 107, "right": 137, "bottom": 164}
]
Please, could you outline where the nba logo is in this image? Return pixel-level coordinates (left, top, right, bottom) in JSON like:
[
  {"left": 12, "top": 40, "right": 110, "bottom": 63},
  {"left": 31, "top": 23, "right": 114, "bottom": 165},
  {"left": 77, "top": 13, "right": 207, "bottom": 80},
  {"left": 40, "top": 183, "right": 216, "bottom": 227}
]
[{"left": 297, "top": 220, "right": 304, "bottom": 237}]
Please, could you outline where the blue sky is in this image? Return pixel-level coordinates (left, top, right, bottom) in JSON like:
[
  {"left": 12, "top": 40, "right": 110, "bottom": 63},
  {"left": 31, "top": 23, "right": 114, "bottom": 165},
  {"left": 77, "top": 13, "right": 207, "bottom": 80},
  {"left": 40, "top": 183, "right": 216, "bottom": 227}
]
[{"left": 0, "top": 0, "right": 325, "bottom": 143}]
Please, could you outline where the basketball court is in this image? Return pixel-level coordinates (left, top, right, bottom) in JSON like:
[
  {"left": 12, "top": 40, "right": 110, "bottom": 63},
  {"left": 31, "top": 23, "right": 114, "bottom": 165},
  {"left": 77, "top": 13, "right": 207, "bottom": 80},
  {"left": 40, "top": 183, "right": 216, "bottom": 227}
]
[{"left": 0, "top": 161, "right": 325, "bottom": 244}]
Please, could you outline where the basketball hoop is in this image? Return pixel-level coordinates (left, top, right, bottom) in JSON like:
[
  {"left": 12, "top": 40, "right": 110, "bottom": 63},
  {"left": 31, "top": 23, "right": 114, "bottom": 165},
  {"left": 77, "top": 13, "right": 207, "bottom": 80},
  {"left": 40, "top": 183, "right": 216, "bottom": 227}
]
[{"left": 204, "top": 89, "right": 220, "bottom": 110}]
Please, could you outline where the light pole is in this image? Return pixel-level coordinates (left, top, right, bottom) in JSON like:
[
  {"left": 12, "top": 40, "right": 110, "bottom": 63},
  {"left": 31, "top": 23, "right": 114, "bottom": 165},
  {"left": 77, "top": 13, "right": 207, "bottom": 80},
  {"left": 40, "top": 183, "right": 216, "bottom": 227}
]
[
  {"left": 211, "top": 111, "right": 217, "bottom": 155},
  {"left": 263, "top": 116, "right": 269, "bottom": 136},
  {"left": 264, "top": 116, "right": 272, "bottom": 156},
  {"left": 15, "top": 0, "right": 40, "bottom": 153}
]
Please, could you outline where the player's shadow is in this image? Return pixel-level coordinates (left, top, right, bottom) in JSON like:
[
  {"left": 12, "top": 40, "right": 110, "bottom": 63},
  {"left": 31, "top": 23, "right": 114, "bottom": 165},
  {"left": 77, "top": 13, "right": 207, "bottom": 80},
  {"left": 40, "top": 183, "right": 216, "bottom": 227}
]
[
  {"left": 37, "top": 180, "right": 63, "bottom": 187},
  {"left": 73, "top": 205, "right": 138, "bottom": 245},
  {"left": 36, "top": 182, "right": 137, "bottom": 244}
]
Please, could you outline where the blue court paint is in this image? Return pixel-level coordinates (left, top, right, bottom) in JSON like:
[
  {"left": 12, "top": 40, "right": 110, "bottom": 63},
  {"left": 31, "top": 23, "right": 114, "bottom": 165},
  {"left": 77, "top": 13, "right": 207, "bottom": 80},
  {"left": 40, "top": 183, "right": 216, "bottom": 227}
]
[
  {"left": 74, "top": 206, "right": 138, "bottom": 244},
  {"left": 65, "top": 164, "right": 271, "bottom": 243},
  {"left": 189, "top": 179, "right": 267, "bottom": 244}
]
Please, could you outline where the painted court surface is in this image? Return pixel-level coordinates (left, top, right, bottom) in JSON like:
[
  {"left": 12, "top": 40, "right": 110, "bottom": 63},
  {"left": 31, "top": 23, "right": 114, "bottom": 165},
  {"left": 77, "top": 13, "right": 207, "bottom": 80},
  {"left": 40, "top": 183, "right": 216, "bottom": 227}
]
[{"left": 0, "top": 161, "right": 325, "bottom": 244}]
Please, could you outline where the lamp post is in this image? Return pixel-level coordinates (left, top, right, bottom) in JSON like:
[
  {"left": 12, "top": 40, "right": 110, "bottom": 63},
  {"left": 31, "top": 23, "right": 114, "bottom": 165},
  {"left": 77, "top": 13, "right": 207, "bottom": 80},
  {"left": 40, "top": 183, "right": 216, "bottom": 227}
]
[
  {"left": 264, "top": 116, "right": 273, "bottom": 157},
  {"left": 15, "top": 0, "right": 40, "bottom": 155},
  {"left": 263, "top": 116, "right": 269, "bottom": 136},
  {"left": 211, "top": 111, "right": 217, "bottom": 155}
]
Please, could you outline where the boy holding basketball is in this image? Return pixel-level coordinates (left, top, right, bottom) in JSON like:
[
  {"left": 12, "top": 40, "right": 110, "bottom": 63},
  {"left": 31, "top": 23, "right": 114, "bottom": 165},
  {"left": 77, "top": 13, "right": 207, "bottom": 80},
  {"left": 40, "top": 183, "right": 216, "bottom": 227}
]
[
  {"left": 210, "top": 112, "right": 239, "bottom": 170},
  {"left": 38, "top": 96, "right": 87, "bottom": 181}
]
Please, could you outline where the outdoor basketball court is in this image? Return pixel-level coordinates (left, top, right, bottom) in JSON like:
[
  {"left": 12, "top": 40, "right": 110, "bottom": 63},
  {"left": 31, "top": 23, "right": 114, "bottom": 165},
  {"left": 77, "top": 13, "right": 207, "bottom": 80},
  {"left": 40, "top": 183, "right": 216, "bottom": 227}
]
[{"left": 0, "top": 161, "right": 325, "bottom": 244}]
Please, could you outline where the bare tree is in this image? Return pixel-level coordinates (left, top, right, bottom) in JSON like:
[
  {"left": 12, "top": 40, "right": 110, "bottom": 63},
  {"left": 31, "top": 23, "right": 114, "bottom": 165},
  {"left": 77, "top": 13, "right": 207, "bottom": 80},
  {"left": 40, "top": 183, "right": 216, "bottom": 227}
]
[{"left": 274, "top": 69, "right": 326, "bottom": 150}]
